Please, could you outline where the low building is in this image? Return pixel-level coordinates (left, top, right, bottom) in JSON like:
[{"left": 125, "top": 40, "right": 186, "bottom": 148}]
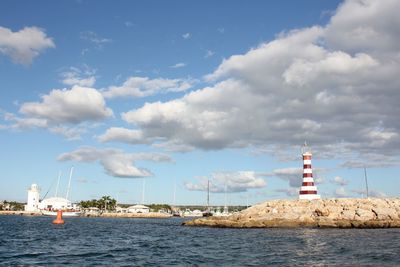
[
  {"left": 127, "top": 204, "right": 150, "bottom": 213},
  {"left": 116, "top": 206, "right": 127, "bottom": 213}
]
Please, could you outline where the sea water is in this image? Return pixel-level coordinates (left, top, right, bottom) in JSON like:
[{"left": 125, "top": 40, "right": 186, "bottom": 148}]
[{"left": 0, "top": 216, "right": 399, "bottom": 266}]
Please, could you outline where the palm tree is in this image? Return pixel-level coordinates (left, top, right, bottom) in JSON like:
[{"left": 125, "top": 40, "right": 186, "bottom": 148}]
[
  {"left": 79, "top": 196, "right": 116, "bottom": 211},
  {"left": 99, "top": 196, "right": 116, "bottom": 211}
]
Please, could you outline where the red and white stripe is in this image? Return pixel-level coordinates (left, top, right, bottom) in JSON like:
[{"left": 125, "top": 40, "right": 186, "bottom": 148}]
[{"left": 299, "top": 150, "right": 321, "bottom": 200}]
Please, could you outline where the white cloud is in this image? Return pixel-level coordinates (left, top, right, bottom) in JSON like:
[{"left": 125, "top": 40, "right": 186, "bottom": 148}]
[
  {"left": 269, "top": 167, "right": 324, "bottom": 190},
  {"left": 352, "top": 188, "right": 387, "bottom": 198},
  {"left": 272, "top": 168, "right": 303, "bottom": 188},
  {"left": 97, "top": 127, "right": 148, "bottom": 144},
  {"left": 60, "top": 66, "right": 96, "bottom": 87},
  {"left": 1, "top": 85, "right": 113, "bottom": 139},
  {"left": 170, "top": 62, "right": 186, "bottom": 68},
  {"left": 334, "top": 186, "right": 348, "bottom": 197},
  {"left": 282, "top": 51, "right": 378, "bottom": 87},
  {"left": 57, "top": 147, "right": 172, "bottom": 178},
  {"left": 121, "top": 80, "right": 255, "bottom": 150},
  {"left": 341, "top": 153, "right": 400, "bottom": 168},
  {"left": 2, "top": 112, "right": 87, "bottom": 140},
  {"left": 0, "top": 26, "right": 55, "bottom": 65},
  {"left": 331, "top": 176, "right": 348, "bottom": 186},
  {"left": 152, "top": 140, "right": 194, "bottom": 153},
  {"left": 80, "top": 31, "right": 112, "bottom": 49},
  {"left": 20, "top": 85, "right": 113, "bottom": 124},
  {"left": 102, "top": 76, "right": 194, "bottom": 99},
  {"left": 275, "top": 188, "right": 298, "bottom": 197},
  {"left": 4, "top": 112, "right": 48, "bottom": 129},
  {"left": 204, "top": 49, "right": 214, "bottom": 58},
  {"left": 185, "top": 171, "right": 266, "bottom": 193},
  {"left": 63, "top": 75, "right": 95, "bottom": 87},
  {"left": 49, "top": 125, "right": 87, "bottom": 140},
  {"left": 325, "top": 0, "right": 400, "bottom": 54},
  {"left": 111, "top": 0, "right": 400, "bottom": 166},
  {"left": 182, "top": 33, "right": 191, "bottom": 39}
]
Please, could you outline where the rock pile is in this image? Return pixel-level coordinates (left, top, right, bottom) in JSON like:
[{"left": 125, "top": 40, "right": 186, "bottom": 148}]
[{"left": 183, "top": 198, "right": 400, "bottom": 228}]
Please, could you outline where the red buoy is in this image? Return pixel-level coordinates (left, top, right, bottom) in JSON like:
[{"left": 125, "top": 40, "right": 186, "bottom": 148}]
[{"left": 53, "top": 210, "right": 65, "bottom": 224}]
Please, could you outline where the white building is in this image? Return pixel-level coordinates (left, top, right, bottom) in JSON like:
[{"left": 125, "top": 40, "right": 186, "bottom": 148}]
[
  {"left": 127, "top": 204, "right": 150, "bottom": 213},
  {"left": 116, "top": 206, "right": 127, "bottom": 213},
  {"left": 25, "top": 184, "right": 40, "bottom": 212}
]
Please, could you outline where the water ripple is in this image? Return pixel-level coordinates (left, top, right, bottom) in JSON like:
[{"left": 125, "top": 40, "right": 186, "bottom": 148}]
[{"left": 0, "top": 216, "right": 399, "bottom": 266}]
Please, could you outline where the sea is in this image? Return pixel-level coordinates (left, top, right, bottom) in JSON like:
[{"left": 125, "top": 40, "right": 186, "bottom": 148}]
[{"left": 0, "top": 216, "right": 399, "bottom": 266}]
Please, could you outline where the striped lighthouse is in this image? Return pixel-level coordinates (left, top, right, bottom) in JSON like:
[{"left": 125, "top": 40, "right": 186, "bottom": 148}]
[{"left": 299, "top": 142, "right": 321, "bottom": 200}]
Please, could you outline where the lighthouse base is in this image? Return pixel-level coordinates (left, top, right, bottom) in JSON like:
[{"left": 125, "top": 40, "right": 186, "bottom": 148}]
[{"left": 299, "top": 194, "right": 321, "bottom": 200}]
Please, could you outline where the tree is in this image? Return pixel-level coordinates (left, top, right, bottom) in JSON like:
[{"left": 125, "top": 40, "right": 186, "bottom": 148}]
[
  {"left": 99, "top": 196, "right": 116, "bottom": 211},
  {"left": 80, "top": 196, "right": 116, "bottom": 211},
  {"left": 79, "top": 199, "right": 99, "bottom": 209},
  {"left": 8, "top": 201, "right": 24, "bottom": 211}
]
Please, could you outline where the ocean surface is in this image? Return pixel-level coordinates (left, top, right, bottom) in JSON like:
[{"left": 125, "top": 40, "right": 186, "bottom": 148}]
[{"left": 0, "top": 216, "right": 399, "bottom": 266}]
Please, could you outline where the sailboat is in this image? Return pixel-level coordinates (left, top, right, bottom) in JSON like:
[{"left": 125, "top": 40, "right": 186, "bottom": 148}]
[
  {"left": 202, "top": 180, "right": 213, "bottom": 217},
  {"left": 40, "top": 167, "right": 82, "bottom": 217}
]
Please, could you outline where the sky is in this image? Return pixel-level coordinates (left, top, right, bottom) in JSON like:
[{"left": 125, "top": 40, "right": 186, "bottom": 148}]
[{"left": 1, "top": 0, "right": 399, "bottom": 206}]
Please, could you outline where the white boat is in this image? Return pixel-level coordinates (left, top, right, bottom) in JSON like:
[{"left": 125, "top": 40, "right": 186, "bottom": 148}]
[
  {"left": 39, "top": 167, "right": 81, "bottom": 217},
  {"left": 183, "top": 209, "right": 203, "bottom": 217},
  {"left": 41, "top": 209, "right": 81, "bottom": 217}
]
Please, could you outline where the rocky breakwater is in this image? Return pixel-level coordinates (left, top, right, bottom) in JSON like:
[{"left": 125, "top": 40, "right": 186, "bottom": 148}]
[
  {"left": 0, "top": 210, "right": 42, "bottom": 216},
  {"left": 183, "top": 198, "right": 400, "bottom": 228}
]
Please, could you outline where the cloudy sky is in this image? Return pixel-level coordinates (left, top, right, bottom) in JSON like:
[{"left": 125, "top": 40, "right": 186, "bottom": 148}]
[{"left": 1, "top": 0, "right": 399, "bottom": 205}]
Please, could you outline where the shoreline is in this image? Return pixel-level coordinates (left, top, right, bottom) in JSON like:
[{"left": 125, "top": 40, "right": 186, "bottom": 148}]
[
  {"left": 0, "top": 210, "right": 172, "bottom": 219},
  {"left": 0, "top": 211, "right": 42, "bottom": 216},
  {"left": 98, "top": 212, "right": 172, "bottom": 219}
]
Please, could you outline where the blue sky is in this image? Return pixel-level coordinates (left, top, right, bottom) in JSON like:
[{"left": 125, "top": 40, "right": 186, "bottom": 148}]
[{"left": 1, "top": 0, "right": 399, "bottom": 205}]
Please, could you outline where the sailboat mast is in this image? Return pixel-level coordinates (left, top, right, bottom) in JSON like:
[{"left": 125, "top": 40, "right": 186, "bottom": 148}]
[
  {"left": 55, "top": 171, "right": 61, "bottom": 197},
  {"left": 364, "top": 167, "right": 369, "bottom": 198},
  {"left": 224, "top": 183, "right": 227, "bottom": 209},
  {"left": 141, "top": 179, "right": 146, "bottom": 204},
  {"left": 66, "top": 167, "right": 74, "bottom": 200},
  {"left": 207, "top": 179, "right": 210, "bottom": 209},
  {"left": 173, "top": 179, "right": 176, "bottom": 206}
]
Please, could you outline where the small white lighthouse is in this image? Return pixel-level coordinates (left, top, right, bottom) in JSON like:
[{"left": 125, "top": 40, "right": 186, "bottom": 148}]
[
  {"left": 299, "top": 143, "right": 321, "bottom": 200},
  {"left": 25, "top": 184, "right": 40, "bottom": 212}
]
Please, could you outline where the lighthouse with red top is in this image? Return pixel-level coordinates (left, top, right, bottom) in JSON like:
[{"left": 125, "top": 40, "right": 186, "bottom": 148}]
[{"left": 299, "top": 142, "right": 321, "bottom": 200}]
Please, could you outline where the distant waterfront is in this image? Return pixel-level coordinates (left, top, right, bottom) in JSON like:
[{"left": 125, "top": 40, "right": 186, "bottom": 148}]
[{"left": 1, "top": 215, "right": 399, "bottom": 266}]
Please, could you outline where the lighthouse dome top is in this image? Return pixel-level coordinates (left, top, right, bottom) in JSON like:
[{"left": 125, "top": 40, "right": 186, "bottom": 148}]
[
  {"left": 29, "top": 184, "right": 40, "bottom": 191},
  {"left": 301, "top": 141, "right": 312, "bottom": 155}
]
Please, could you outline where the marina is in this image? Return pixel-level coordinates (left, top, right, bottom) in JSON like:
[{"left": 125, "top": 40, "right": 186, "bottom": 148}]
[{"left": 24, "top": 168, "right": 82, "bottom": 217}]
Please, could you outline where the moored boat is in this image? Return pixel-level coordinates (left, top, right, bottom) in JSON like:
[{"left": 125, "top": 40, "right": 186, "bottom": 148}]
[{"left": 41, "top": 209, "right": 81, "bottom": 217}]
